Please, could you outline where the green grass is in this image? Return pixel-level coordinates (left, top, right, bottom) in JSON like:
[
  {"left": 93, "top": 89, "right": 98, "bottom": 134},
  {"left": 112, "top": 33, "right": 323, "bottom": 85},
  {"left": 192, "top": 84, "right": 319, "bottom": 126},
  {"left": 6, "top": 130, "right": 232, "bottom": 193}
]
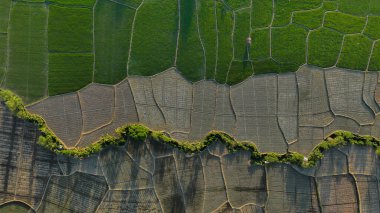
[
  {"left": 225, "top": 0, "right": 250, "bottom": 9},
  {"left": 250, "top": 28, "right": 270, "bottom": 60},
  {"left": 94, "top": 0, "right": 135, "bottom": 84},
  {"left": 253, "top": 58, "right": 299, "bottom": 74},
  {"left": 6, "top": 2, "right": 47, "bottom": 103},
  {"left": 251, "top": 0, "right": 272, "bottom": 28},
  {"left": 128, "top": 0, "right": 178, "bottom": 76},
  {"left": 368, "top": 41, "right": 380, "bottom": 71},
  {"left": 272, "top": 24, "right": 307, "bottom": 65},
  {"left": 0, "top": 34, "right": 6, "bottom": 80},
  {"left": 293, "top": 8, "right": 324, "bottom": 30},
  {"left": 198, "top": 0, "right": 217, "bottom": 80},
  {"left": 337, "top": 34, "right": 372, "bottom": 70},
  {"left": 272, "top": 0, "right": 293, "bottom": 26},
  {"left": 110, "top": 0, "right": 143, "bottom": 8},
  {"left": 363, "top": 16, "right": 380, "bottom": 40},
  {"left": 370, "top": 0, "right": 380, "bottom": 15},
  {"left": 176, "top": 0, "right": 204, "bottom": 82},
  {"left": 48, "top": 53, "right": 93, "bottom": 96},
  {"left": 233, "top": 9, "right": 251, "bottom": 61},
  {"left": 308, "top": 27, "right": 343, "bottom": 67},
  {"left": 323, "top": 1, "right": 337, "bottom": 11},
  {"left": 48, "top": 0, "right": 95, "bottom": 7},
  {"left": 48, "top": 5, "right": 93, "bottom": 52},
  {"left": 338, "top": 0, "right": 370, "bottom": 16},
  {"left": 324, "top": 12, "right": 366, "bottom": 34},
  {"left": 215, "top": 1, "right": 233, "bottom": 83},
  {"left": 226, "top": 60, "right": 253, "bottom": 84},
  {"left": 272, "top": 0, "right": 321, "bottom": 27},
  {"left": 0, "top": 0, "right": 11, "bottom": 33}
]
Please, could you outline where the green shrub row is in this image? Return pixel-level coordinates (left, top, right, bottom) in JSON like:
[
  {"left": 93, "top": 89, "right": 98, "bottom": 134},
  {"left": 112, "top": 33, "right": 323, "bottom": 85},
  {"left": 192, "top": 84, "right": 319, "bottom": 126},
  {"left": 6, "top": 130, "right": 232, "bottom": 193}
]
[{"left": 1, "top": 89, "right": 380, "bottom": 167}]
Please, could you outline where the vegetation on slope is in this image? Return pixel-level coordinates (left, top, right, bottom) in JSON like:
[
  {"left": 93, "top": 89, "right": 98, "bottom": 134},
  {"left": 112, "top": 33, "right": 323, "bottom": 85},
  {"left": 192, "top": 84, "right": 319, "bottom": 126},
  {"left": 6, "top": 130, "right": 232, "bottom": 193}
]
[{"left": 1, "top": 89, "right": 380, "bottom": 168}]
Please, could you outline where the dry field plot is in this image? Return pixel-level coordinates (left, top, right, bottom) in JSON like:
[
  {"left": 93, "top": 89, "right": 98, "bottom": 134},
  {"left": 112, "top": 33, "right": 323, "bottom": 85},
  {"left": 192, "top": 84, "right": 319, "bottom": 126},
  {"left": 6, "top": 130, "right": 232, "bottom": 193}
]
[
  {"left": 4, "top": 102, "right": 380, "bottom": 212},
  {"left": 27, "top": 65, "right": 380, "bottom": 156}
]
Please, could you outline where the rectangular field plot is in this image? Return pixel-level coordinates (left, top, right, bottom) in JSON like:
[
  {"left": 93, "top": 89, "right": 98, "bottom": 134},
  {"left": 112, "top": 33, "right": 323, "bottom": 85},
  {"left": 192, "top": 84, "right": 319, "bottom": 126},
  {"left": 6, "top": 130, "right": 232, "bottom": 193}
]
[
  {"left": 337, "top": 34, "right": 372, "bottom": 71},
  {"left": 37, "top": 172, "right": 108, "bottom": 213},
  {"left": 6, "top": 2, "right": 48, "bottom": 103},
  {"left": 176, "top": 0, "right": 205, "bottom": 82},
  {"left": 128, "top": 0, "right": 178, "bottom": 76},
  {"left": 48, "top": 53, "right": 93, "bottom": 95},
  {"left": 198, "top": 0, "right": 217, "bottom": 79},
  {"left": 214, "top": 1, "right": 233, "bottom": 83},
  {"left": 0, "top": 34, "right": 6, "bottom": 81},
  {"left": 48, "top": 5, "right": 93, "bottom": 52},
  {"left": 266, "top": 164, "right": 319, "bottom": 213},
  {"left": 96, "top": 189, "right": 161, "bottom": 212},
  {"left": 317, "top": 175, "right": 359, "bottom": 213},
  {"left": 233, "top": 8, "right": 251, "bottom": 61},
  {"left": 0, "top": 0, "right": 11, "bottom": 33},
  {"left": 94, "top": 0, "right": 135, "bottom": 84},
  {"left": 47, "top": 0, "right": 95, "bottom": 7}
]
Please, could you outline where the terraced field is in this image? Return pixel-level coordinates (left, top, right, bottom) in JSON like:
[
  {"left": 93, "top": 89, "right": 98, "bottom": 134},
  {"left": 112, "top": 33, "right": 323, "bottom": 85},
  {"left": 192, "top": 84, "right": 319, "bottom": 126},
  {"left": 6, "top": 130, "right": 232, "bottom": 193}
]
[
  {"left": 0, "top": 0, "right": 380, "bottom": 102},
  {"left": 1, "top": 101, "right": 380, "bottom": 212}
]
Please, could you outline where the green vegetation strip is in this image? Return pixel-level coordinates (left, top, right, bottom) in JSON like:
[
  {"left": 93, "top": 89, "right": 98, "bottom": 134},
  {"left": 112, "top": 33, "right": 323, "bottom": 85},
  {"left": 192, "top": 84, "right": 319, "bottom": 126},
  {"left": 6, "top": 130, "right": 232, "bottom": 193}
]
[{"left": 2, "top": 89, "right": 380, "bottom": 168}]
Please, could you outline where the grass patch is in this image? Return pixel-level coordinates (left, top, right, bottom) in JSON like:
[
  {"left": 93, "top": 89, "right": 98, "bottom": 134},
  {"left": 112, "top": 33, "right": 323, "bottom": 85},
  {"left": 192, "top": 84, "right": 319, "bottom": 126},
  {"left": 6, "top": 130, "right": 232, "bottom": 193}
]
[
  {"left": 48, "top": 53, "right": 93, "bottom": 96},
  {"left": 199, "top": 0, "right": 217, "bottom": 80},
  {"left": 250, "top": 28, "right": 270, "bottom": 60},
  {"left": 323, "top": 1, "right": 337, "bottom": 11},
  {"left": 272, "top": 0, "right": 293, "bottom": 27},
  {"left": 324, "top": 12, "right": 366, "bottom": 34},
  {"left": 338, "top": 0, "right": 370, "bottom": 16},
  {"left": 94, "top": 0, "right": 135, "bottom": 84},
  {"left": 6, "top": 2, "right": 47, "bottom": 103},
  {"left": 370, "top": 0, "right": 380, "bottom": 15},
  {"left": 215, "top": 2, "right": 233, "bottom": 84},
  {"left": 233, "top": 9, "right": 251, "bottom": 61},
  {"left": 272, "top": 0, "right": 321, "bottom": 27},
  {"left": 337, "top": 34, "right": 372, "bottom": 70},
  {"left": 253, "top": 58, "right": 299, "bottom": 74},
  {"left": 48, "top": 5, "right": 93, "bottom": 53},
  {"left": 226, "top": 61, "right": 253, "bottom": 84},
  {"left": 0, "top": 34, "right": 6, "bottom": 80},
  {"left": 0, "top": 0, "right": 11, "bottom": 33},
  {"left": 363, "top": 16, "right": 380, "bottom": 40},
  {"left": 308, "top": 27, "right": 343, "bottom": 67},
  {"left": 2, "top": 89, "right": 380, "bottom": 168},
  {"left": 293, "top": 8, "right": 324, "bottom": 30},
  {"left": 251, "top": 0, "right": 272, "bottom": 28},
  {"left": 225, "top": 0, "right": 250, "bottom": 9},
  {"left": 176, "top": 0, "right": 204, "bottom": 82},
  {"left": 369, "top": 41, "right": 380, "bottom": 71},
  {"left": 47, "top": 0, "right": 95, "bottom": 7},
  {"left": 272, "top": 24, "right": 307, "bottom": 65},
  {"left": 128, "top": 0, "right": 178, "bottom": 76}
]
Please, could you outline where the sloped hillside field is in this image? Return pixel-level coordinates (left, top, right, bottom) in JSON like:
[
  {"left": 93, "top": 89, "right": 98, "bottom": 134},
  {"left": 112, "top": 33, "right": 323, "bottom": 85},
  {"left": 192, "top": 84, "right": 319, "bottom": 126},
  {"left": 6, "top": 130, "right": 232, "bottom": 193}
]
[{"left": 2, "top": 0, "right": 380, "bottom": 212}]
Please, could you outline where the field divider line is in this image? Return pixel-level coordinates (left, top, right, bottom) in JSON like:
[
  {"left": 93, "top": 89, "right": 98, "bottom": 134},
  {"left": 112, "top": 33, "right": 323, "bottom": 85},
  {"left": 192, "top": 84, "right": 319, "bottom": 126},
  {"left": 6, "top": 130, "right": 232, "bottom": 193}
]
[
  {"left": 126, "top": 0, "right": 144, "bottom": 76},
  {"left": 173, "top": 0, "right": 181, "bottom": 66},
  {"left": 195, "top": 0, "right": 206, "bottom": 79},
  {"left": 366, "top": 40, "right": 376, "bottom": 71},
  {"left": 213, "top": 0, "right": 219, "bottom": 80},
  {"left": 92, "top": 0, "right": 99, "bottom": 82}
]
